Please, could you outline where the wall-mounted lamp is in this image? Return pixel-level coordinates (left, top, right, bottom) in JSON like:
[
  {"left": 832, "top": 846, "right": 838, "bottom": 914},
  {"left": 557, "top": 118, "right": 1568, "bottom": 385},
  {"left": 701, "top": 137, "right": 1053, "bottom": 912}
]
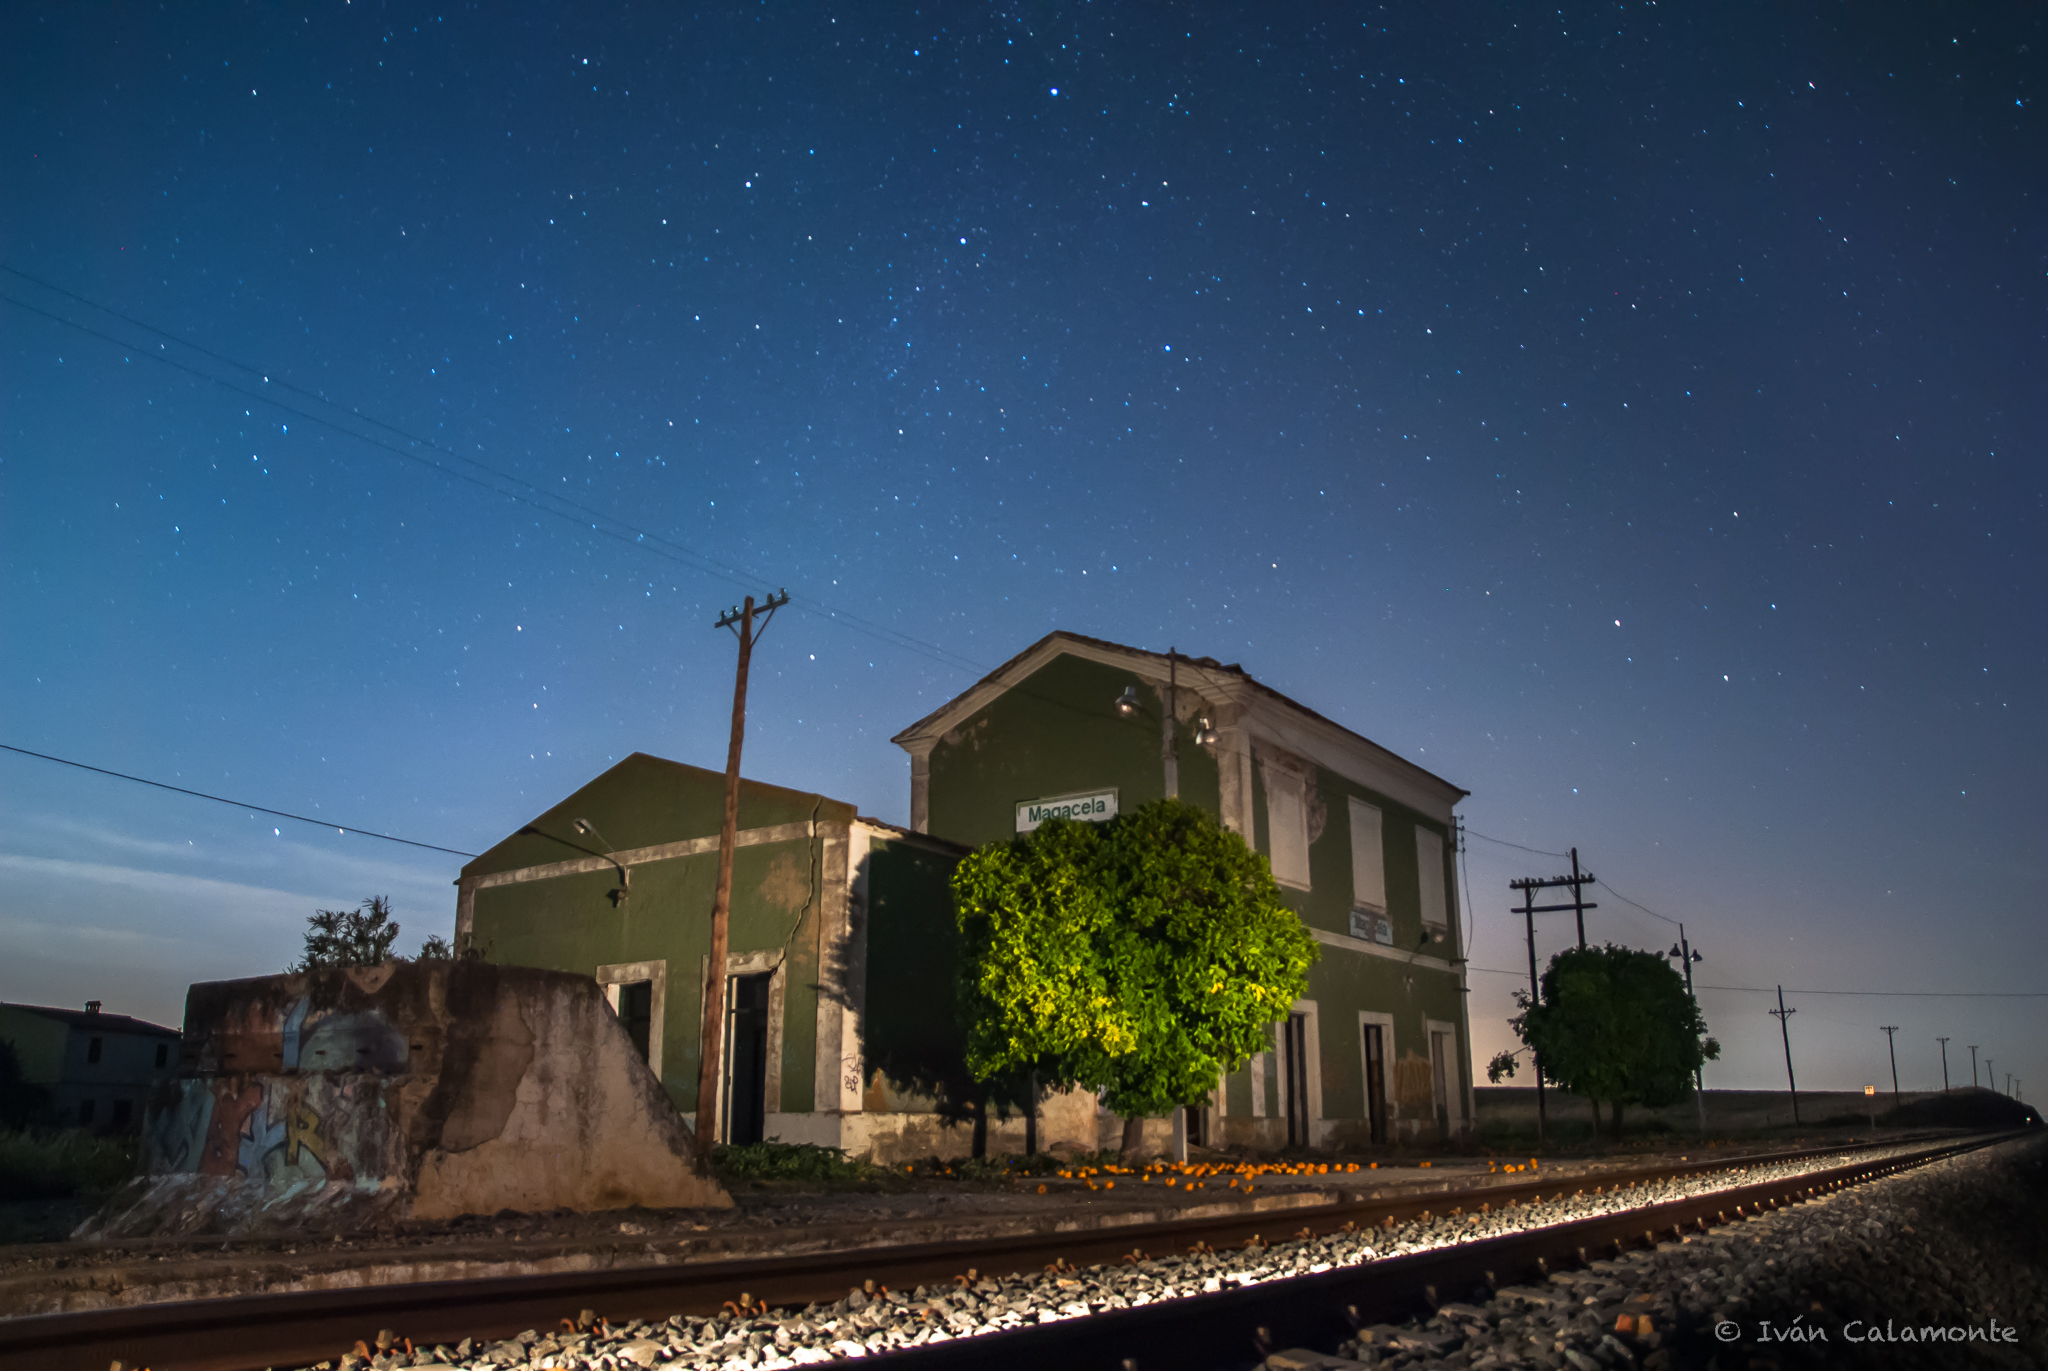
[
  {"left": 574, "top": 817, "right": 631, "bottom": 907},
  {"left": 1193, "top": 715, "right": 1219, "bottom": 746},
  {"left": 1115, "top": 685, "right": 1142, "bottom": 718}
]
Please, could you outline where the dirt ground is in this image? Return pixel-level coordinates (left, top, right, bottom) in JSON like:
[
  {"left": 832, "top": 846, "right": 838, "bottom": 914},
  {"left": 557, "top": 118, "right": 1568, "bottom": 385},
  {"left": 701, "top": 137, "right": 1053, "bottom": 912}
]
[{"left": 0, "top": 1129, "right": 1908, "bottom": 1318}]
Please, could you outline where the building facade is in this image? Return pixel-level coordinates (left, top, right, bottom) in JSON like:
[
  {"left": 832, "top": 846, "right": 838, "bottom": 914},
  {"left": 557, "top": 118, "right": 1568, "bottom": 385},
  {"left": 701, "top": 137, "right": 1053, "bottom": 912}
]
[
  {"left": 0, "top": 1001, "right": 181, "bottom": 1132},
  {"left": 891, "top": 632, "right": 1475, "bottom": 1146},
  {"left": 456, "top": 753, "right": 1000, "bottom": 1162}
]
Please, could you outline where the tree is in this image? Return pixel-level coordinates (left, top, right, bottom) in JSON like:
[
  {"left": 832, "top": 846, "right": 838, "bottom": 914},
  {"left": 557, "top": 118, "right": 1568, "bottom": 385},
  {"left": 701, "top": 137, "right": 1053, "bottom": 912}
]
[
  {"left": 291, "top": 895, "right": 401, "bottom": 971},
  {"left": 1489, "top": 943, "right": 1719, "bottom": 1139},
  {"left": 0, "top": 1040, "right": 51, "bottom": 1130},
  {"left": 952, "top": 798, "right": 1319, "bottom": 1155}
]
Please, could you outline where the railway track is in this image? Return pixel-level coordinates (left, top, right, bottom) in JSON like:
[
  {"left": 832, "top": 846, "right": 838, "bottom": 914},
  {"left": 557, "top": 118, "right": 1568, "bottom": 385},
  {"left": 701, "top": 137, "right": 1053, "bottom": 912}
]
[{"left": 0, "top": 1132, "right": 2020, "bottom": 1371}]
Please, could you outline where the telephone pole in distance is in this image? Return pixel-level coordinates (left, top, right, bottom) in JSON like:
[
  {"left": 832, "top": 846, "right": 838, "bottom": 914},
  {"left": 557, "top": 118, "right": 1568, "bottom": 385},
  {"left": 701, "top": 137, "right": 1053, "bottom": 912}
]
[
  {"left": 1937, "top": 1037, "right": 1950, "bottom": 1092},
  {"left": 1880, "top": 1025, "right": 1901, "bottom": 1107},
  {"left": 1770, "top": 986, "right": 1800, "bottom": 1125}
]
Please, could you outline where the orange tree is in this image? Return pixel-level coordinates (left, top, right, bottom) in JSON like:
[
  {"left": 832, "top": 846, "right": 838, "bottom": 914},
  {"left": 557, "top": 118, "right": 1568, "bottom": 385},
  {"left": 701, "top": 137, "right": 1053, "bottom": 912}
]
[
  {"left": 951, "top": 798, "right": 1317, "bottom": 1154},
  {"left": 1490, "top": 943, "right": 1718, "bottom": 1139}
]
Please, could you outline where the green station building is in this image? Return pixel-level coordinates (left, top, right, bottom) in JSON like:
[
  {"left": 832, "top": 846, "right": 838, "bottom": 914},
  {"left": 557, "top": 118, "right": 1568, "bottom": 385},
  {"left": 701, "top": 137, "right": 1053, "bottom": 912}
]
[{"left": 459, "top": 630, "right": 1472, "bottom": 1160}]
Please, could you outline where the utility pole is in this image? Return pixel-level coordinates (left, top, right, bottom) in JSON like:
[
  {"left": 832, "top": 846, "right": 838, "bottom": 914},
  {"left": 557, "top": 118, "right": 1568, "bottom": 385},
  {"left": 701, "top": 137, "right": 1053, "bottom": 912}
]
[
  {"left": 1519, "top": 884, "right": 1546, "bottom": 1146},
  {"left": 692, "top": 589, "right": 788, "bottom": 1167},
  {"left": 1568, "top": 848, "right": 1588, "bottom": 948},
  {"left": 2007, "top": 1072, "right": 2013, "bottom": 1097},
  {"left": 1668, "top": 925, "right": 1707, "bottom": 1139},
  {"left": 1880, "top": 1026, "right": 1901, "bottom": 1108},
  {"left": 1986, "top": 1059, "right": 1994, "bottom": 1094},
  {"left": 1770, "top": 986, "right": 1800, "bottom": 1126},
  {"left": 1506, "top": 862, "right": 1596, "bottom": 1143},
  {"left": 1937, "top": 1038, "right": 1950, "bottom": 1092},
  {"left": 1969, "top": 1045, "right": 1979, "bottom": 1088}
]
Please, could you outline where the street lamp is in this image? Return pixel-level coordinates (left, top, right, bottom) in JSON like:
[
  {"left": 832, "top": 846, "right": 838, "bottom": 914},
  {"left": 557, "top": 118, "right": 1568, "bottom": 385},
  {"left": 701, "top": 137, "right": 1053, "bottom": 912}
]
[{"left": 1663, "top": 928, "right": 1708, "bottom": 1139}]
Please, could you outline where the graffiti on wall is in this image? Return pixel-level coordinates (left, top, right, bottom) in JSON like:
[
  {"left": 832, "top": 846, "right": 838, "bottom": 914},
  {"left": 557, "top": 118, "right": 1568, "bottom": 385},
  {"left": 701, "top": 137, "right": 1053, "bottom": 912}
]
[{"left": 148, "top": 994, "right": 410, "bottom": 1189}]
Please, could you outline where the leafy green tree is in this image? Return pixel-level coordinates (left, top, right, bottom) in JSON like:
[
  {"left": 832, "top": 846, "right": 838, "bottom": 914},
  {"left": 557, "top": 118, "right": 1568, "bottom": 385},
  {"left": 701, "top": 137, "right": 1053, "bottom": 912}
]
[
  {"left": 952, "top": 799, "right": 1318, "bottom": 1154},
  {"left": 1489, "top": 944, "right": 1719, "bottom": 1139},
  {"left": 290, "top": 895, "right": 401, "bottom": 971}
]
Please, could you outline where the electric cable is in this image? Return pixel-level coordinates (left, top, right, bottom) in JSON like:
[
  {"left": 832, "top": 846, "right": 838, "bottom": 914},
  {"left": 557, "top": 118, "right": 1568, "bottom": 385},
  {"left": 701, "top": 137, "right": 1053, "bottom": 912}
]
[
  {"left": 0, "top": 276, "right": 992, "bottom": 680},
  {"left": 0, "top": 743, "right": 477, "bottom": 857}
]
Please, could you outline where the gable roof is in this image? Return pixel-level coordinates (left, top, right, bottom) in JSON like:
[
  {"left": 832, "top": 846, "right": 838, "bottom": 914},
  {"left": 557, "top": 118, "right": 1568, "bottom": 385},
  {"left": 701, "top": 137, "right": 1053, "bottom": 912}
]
[
  {"left": 461, "top": 751, "right": 861, "bottom": 881},
  {"left": 891, "top": 630, "right": 1468, "bottom": 806},
  {"left": 3, "top": 1003, "right": 179, "bottom": 1037}
]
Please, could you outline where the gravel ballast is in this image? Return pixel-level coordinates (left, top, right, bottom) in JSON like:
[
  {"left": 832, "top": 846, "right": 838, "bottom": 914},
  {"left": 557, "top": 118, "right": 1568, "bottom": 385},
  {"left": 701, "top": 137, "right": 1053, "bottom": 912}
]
[
  {"left": 1309, "top": 1132, "right": 2047, "bottom": 1370},
  {"left": 290, "top": 1140, "right": 2011, "bottom": 1371}
]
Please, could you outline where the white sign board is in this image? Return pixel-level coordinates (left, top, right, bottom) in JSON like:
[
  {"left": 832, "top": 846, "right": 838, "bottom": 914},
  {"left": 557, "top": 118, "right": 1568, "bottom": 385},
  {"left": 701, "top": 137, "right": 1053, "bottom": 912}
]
[{"left": 1015, "top": 788, "right": 1119, "bottom": 833}]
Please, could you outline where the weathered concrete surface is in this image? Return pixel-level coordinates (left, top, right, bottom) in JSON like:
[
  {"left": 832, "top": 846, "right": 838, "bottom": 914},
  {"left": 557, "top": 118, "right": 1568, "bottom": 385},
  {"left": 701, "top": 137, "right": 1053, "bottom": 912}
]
[{"left": 78, "top": 963, "right": 729, "bottom": 1239}]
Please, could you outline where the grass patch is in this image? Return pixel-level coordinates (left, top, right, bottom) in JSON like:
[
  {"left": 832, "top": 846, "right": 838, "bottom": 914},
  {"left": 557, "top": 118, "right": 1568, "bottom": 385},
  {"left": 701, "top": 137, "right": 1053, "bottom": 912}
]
[
  {"left": 0, "top": 1128, "right": 138, "bottom": 1203},
  {"left": 710, "top": 1140, "right": 879, "bottom": 1184}
]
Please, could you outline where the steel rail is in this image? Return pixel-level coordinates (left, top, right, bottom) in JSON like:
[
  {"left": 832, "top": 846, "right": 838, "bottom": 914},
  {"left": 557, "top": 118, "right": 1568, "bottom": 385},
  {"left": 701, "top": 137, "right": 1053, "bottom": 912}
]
[{"left": 0, "top": 1133, "right": 2015, "bottom": 1371}]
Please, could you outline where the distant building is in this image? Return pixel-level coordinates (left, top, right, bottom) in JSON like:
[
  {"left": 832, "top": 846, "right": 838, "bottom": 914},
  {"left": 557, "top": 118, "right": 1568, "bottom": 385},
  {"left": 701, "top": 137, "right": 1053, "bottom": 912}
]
[
  {"left": 892, "top": 631, "right": 1474, "bottom": 1147},
  {"left": 0, "top": 1000, "right": 181, "bottom": 1132}
]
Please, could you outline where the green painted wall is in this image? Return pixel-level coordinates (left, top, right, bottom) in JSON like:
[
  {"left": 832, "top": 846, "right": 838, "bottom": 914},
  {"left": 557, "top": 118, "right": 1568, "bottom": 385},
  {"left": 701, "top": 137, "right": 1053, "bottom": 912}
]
[
  {"left": 1248, "top": 752, "right": 1457, "bottom": 952},
  {"left": 464, "top": 752, "right": 844, "bottom": 880},
  {"left": 462, "top": 754, "right": 852, "bottom": 1115},
  {"left": 925, "top": 654, "right": 1221, "bottom": 850}
]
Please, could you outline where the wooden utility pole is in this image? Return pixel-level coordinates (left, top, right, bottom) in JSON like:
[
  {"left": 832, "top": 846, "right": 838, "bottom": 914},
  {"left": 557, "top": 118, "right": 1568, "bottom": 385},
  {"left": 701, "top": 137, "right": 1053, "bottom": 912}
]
[
  {"left": 1880, "top": 1025, "right": 1901, "bottom": 1107},
  {"left": 1969, "top": 1044, "right": 1979, "bottom": 1087},
  {"left": 693, "top": 589, "right": 788, "bottom": 1168},
  {"left": 1770, "top": 986, "right": 1800, "bottom": 1125},
  {"left": 1937, "top": 1037, "right": 1951, "bottom": 1092},
  {"left": 1519, "top": 884, "right": 1546, "bottom": 1145}
]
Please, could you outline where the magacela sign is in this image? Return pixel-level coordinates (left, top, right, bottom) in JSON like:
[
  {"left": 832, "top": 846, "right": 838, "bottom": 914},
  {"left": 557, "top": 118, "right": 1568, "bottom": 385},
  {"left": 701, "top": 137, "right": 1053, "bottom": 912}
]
[{"left": 1015, "top": 789, "right": 1119, "bottom": 832}]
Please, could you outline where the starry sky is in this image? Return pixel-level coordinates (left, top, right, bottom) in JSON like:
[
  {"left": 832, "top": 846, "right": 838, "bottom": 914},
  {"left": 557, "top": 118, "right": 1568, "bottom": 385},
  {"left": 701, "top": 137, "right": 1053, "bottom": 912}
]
[{"left": 3, "top": 3, "right": 2041, "bottom": 1104}]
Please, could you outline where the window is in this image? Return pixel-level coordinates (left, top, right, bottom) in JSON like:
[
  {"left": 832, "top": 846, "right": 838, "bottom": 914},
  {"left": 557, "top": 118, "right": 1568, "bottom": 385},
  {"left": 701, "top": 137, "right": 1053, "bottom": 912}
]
[
  {"left": 1348, "top": 798, "right": 1387, "bottom": 912},
  {"left": 77, "top": 1099, "right": 95, "bottom": 1127},
  {"left": 111, "top": 1099, "right": 133, "bottom": 1129},
  {"left": 1264, "top": 773, "right": 1310, "bottom": 888},
  {"left": 155, "top": 1042, "right": 170, "bottom": 1069},
  {"left": 86, "top": 1036, "right": 103, "bottom": 1065},
  {"left": 1416, "top": 827, "right": 1449, "bottom": 932}
]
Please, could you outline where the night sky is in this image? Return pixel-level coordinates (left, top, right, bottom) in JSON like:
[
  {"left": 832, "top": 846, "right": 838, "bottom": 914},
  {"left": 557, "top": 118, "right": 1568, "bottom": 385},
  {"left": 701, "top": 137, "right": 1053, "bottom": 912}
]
[{"left": 4, "top": 3, "right": 2041, "bottom": 1103}]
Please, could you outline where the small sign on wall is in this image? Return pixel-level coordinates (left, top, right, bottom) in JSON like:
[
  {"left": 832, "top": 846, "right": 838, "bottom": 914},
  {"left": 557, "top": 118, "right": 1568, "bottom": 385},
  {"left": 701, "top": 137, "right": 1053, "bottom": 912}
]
[{"left": 1016, "top": 788, "right": 1119, "bottom": 832}]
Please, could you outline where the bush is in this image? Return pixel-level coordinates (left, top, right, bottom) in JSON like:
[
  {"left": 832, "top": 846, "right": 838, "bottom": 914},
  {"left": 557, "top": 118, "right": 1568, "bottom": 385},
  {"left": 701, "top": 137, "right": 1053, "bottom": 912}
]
[
  {"left": 710, "top": 1140, "right": 878, "bottom": 1183},
  {"left": 0, "top": 1128, "right": 138, "bottom": 1203}
]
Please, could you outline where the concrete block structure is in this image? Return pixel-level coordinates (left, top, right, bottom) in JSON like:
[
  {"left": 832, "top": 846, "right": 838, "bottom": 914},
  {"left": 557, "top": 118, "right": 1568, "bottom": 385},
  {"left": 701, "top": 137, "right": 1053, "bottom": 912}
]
[
  {"left": 84, "top": 962, "right": 728, "bottom": 1238},
  {"left": 0, "top": 1000, "right": 180, "bottom": 1133},
  {"left": 893, "top": 632, "right": 1475, "bottom": 1148}
]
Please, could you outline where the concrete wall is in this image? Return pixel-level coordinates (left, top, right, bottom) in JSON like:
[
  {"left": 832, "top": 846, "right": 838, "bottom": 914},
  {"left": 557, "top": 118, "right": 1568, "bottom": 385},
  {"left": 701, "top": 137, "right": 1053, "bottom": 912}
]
[{"left": 81, "top": 962, "right": 729, "bottom": 1239}]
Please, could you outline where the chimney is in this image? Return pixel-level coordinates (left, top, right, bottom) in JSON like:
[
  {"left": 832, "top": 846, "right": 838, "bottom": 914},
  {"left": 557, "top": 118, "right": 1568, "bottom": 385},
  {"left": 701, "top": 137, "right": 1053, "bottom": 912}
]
[{"left": 85, "top": 1000, "right": 102, "bottom": 1014}]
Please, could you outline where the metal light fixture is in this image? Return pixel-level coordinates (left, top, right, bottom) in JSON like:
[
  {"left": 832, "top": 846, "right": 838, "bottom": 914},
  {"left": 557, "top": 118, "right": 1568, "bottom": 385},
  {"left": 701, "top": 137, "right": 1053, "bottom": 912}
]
[
  {"left": 1193, "top": 715, "right": 1219, "bottom": 746},
  {"left": 1115, "top": 684, "right": 1141, "bottom": 717},
  {"left": 573, "top": 818, "right": 631, "bottom": 907}
]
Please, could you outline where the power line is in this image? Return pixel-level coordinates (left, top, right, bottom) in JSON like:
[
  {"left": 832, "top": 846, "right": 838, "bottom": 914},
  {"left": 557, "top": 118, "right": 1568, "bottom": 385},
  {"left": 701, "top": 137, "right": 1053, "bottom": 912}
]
[
  {"left": 1592, "top": 877, "right": 1682, "bottom": 928},
  {"left": 1463, "top": 964, "right": 2047, "bottom": 999},
  {"left": 0, "top": 274, "right": 992, "bottom": 681},
  {"left": 0, "top": 744, "right": 477, "bottom": 857},
  {"left": 1464, "top": 828, "right": 1568, "bottom": 858}
]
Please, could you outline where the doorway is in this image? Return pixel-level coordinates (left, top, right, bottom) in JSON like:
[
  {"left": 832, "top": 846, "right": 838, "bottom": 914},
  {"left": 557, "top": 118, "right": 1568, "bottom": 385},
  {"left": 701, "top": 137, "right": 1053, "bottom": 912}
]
[
  {"left": 723, "top": 972, "right": 773, "bottom": 1145},
  {"left": 1282, "top": 1012, "right": 1311, "bottom": 1148},
  {"left": 615, "top": 980, "right": 653, "bottom": 1063},
  {"left": 1362, "top": 1022, "right": 1388, "bottom": 1145}
]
